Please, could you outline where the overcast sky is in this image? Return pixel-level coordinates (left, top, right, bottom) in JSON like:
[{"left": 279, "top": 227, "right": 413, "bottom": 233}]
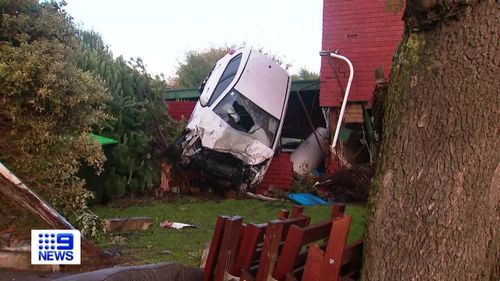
[{"left": 64, "top": 0, "right": 323, "bottom": 78}]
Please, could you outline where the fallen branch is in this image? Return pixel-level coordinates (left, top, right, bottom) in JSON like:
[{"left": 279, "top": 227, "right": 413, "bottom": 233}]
[
  {"left": 0, "top": 162, "right": 105, "bottom": 259},
  {"left": 245, "top": 192, "right": 279, "bottom": 202}
]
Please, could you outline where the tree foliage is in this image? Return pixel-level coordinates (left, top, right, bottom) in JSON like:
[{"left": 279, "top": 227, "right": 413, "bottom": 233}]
[
  {"left": 173, "top": 47, "right": 230, "bottom": 88},
  {"left": 291, "top": 68, "right": 319, "bottom": 80},
  {"left": 172, "top": 45, "right": 287, "bottom": 88},
  {"left": 77, "top": 30, "right": 183, "bottom": 202},
  {"left": 0, "top": 0, "right": 110, "bottom": 237}
]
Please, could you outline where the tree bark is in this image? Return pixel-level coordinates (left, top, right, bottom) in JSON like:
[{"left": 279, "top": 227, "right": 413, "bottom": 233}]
[{"left": 362, "top": 1, "right": 499, "bottom": 280}]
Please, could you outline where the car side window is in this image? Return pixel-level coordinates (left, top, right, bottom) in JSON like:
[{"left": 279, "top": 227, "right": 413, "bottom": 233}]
[{"left": 208, "top": 54, "right": 242, "bottom": 106}]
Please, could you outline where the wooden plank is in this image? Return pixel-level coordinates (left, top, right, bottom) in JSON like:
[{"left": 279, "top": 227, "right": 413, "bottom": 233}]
[
  {"left": 331, "top": 204, "right": 346, "bottom": 219},
  {"left": 273, "top": 218, "right": 338, "bottom": 280},
  {"left": 278, "top": 210, "right": 290, "bottom": 220},
  {"left": 238, "top": 224, "right": 248, "bottom": 257},
  {"left": 290, "top": 206, "right": 304, "bottom": 218},
  {"left": 295, "top": 243, "right": 328, "bottom": 269},
  {"left": 231, "top": 223, "right": 267, "bottom": 276},
  {"left": 214, "top": 216, "right": 243, "bottom": 281},
  {"left": 238, "top": 214, "right": 311, "bottom": 280},
  {"left": 231, "top": 214, "right": 310, "bottom": 277},
  {"left": 280, "top": 216, "right": 310, "bottom": 240},
  {"left": 302, "top": 244, "right": 325, "bottom": 281},
  {"left": 344, "top": 104, "right": 364, "bottom": 123},
  {"left": 255, "top": 220, "right": 284, "bottom": 281},
  {"left": 273, "top": 225, "right": 305, "bottom": 281},
  {"left": 104, "top": 217, "right": 153, "bottom": 232},
  {"left": 203, "top": 216, "right": 228, "bottom": 281},
  {"left": 319, "top": 216, "right": 352, "bottom": 281},
  {"left": 301, "top": 221, "right": 334, "bottom": 245}
]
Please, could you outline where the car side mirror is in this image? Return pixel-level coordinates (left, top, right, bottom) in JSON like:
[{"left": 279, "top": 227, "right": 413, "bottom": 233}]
[
  {"left": 198, "top": 73, "right": 211, "bottom": 107},
  {"left": 198, "top": 78, "right": 207, "bottom": 94}
]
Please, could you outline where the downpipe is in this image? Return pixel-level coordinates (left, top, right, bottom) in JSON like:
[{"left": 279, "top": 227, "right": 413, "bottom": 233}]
[{"left": 319, "top": 50, "right": 354, "bottom": 151}]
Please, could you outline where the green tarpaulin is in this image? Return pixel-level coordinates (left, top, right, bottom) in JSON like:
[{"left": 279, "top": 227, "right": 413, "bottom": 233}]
[{"left": 90, "top": 133, "right": 118, "bottom": 146}]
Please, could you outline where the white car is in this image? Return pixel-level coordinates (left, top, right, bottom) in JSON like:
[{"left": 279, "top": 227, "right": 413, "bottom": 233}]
[{"left": 177, "top": 48, "right": 291, "bottom": 191}]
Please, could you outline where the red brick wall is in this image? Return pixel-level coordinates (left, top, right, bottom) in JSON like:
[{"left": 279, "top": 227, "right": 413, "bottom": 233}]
[
  {"left": 256, "top": 153, "right": 294, "bottom": 194},
  {"left": 168, "top": 153, "right": 293, "bottom": 194},
  {"left": 320, "top": 0, "right": 404, "bottom": 106},
  {"left": 166, "top": 101, "right": 197, "bottom": 121}
]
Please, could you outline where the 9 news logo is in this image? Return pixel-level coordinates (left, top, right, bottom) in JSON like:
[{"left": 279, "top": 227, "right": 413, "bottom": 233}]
[{"left": 31, "top": 230, "right": 81, "bottom": 265}]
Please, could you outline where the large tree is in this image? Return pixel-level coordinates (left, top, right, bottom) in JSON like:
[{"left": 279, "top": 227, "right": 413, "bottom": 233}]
[{"left": 362, "top": 1, "right": 499, "bottom": 280}]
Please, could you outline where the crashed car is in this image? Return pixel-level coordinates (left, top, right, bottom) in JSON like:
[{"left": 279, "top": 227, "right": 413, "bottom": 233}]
[{"left": 177, "top": 48, "right": 291, "bottom": 191}]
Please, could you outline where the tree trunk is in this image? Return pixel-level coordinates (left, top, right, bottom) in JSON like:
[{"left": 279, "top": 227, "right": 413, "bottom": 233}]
[{"left": 362, "top": 1, "right": 499, "bottom": 280}]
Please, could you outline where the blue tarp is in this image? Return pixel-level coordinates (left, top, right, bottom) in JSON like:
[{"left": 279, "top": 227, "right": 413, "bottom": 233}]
[{"left": 288, "top": 193, "right": 328, "bottom": 206}]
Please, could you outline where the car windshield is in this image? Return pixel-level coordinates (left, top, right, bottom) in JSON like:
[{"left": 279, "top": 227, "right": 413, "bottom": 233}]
[
  {"left": 208, "top": 54, "right": 242, "bottom": 106},
  {"left": 214, "top": 90, "right": 279, "bottom": 148}
]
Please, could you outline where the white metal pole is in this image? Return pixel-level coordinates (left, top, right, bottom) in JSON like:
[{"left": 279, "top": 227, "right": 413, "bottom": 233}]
[{"left": 328, "top": 51, "right": 354, "bottom": 151}]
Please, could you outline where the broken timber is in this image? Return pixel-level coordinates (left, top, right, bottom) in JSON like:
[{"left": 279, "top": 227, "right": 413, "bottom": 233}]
[{"left": 0, "top": 161, "right": 104, "bottom": 259}]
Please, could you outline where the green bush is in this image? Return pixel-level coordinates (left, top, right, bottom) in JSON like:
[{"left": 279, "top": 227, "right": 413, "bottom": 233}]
[
  {"left": 0, "top": 0, "right": 110, "bottom": 237},
  {"left": 77, "top": 31, "right": 182, "bottom": 201}
]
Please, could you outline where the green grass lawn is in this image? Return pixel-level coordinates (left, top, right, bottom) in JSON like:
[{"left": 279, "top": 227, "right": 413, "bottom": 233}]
[{"left": 92, "top": 197, "right": 365, "bottom": 267}]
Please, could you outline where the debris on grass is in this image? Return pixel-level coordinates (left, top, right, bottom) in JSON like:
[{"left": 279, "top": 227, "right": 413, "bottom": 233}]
[
  {"left": 104, "top": 217, "right": 153, "bottom": 232},
  {"left": 245, "top": 192, "right": 279, "bottom": 202},
  {"left": 161, "top": 249, "right": 172, "bottom": 255},
  {"left": 159, "top": 221, "right": 195, "bottom": 229},
  {"left": 288, "top": 193, "right": 328, "bottom": 206},
  {"left": 187, "top": 250, "right": 201, "bottom": 261}
]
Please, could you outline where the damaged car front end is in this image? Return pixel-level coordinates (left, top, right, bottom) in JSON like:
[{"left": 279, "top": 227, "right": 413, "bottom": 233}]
[{"left": 177, "top": 48, "right": 291, "bottom": 191}]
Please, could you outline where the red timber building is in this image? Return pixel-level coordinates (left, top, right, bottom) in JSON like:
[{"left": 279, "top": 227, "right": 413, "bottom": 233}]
[
  {"left": 319, "top": 0, "right": 403, "bottom": 172},
  {"left": 320, "top": 0, "right": 403, "bottom": 106}
]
